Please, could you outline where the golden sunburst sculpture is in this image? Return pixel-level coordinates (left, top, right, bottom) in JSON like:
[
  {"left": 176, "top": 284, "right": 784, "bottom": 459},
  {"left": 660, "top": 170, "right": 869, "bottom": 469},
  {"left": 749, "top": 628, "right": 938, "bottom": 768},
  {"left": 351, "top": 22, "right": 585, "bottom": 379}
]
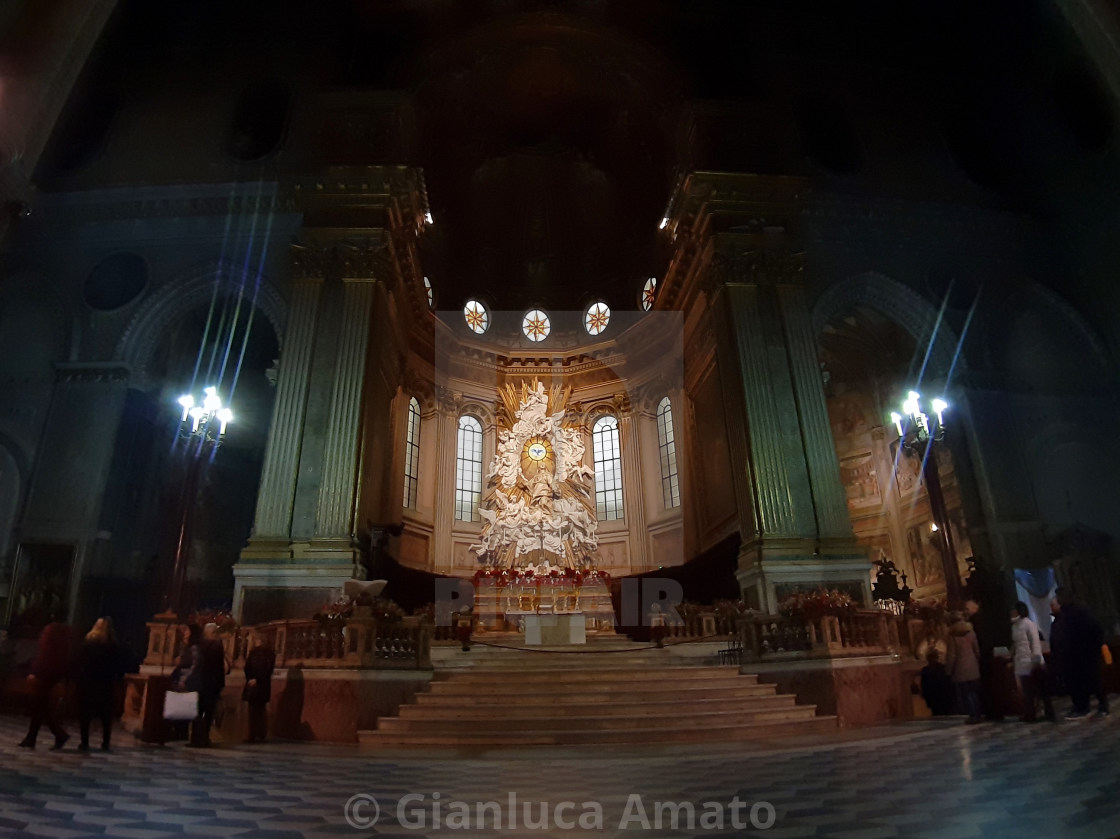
[{"left": 471, "top": 379, "right": 599, "bottom": 569}]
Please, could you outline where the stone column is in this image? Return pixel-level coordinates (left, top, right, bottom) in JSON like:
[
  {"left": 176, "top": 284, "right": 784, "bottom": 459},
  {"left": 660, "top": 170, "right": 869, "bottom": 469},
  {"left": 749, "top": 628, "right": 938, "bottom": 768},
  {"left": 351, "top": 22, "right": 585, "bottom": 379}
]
[
  {"left": 248, "top": 274, "right": 322, "bottom": 539},
  {"left": 429, "top": 391, "right": 459, "bottom": 574},
  {"left": 617, "top": 394, "right": 649, "bottom": 572},
  {"left": 314, "top": 277, "right": 376, "bottom": 538},
  {"left": 714, "top": 245, "right": 869, "bottom": 611}
]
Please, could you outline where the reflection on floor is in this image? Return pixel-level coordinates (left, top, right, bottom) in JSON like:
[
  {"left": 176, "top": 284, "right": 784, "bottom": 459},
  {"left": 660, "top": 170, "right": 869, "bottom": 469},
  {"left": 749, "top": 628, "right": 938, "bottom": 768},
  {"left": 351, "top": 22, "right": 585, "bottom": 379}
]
[{"left": 1, "top": 712, "right": 1119, "bottom": 838}]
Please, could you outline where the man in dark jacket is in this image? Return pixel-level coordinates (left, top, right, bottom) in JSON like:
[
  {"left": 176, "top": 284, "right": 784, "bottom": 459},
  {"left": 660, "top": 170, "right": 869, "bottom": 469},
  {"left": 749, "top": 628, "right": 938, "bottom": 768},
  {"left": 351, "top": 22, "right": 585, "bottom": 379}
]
[
  {"left": 242, "top": 632, "right": 276, "bottom": 743},
  {"left": 1052, "top": 590, "right": 1108, "bottom": 719},
  {"left": 18, "top": 618, "right": 74, "bottom": 750},
  {"left": 186, "top": 623, "right": 228, "bottom": 747}
]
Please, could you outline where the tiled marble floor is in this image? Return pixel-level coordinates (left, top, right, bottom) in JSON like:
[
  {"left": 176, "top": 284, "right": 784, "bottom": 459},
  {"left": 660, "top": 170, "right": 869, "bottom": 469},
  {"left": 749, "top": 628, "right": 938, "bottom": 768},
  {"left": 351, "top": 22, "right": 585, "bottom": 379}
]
[{"left": 1, "top": 712, "right": 1118, "bottom": 839}]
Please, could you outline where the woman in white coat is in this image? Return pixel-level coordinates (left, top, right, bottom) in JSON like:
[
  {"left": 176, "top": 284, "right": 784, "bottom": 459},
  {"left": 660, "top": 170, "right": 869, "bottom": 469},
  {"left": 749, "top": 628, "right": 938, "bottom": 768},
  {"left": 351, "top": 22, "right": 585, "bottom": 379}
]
[{"left": 1010, "top": 601, "right": 1054, "bottom": 722}]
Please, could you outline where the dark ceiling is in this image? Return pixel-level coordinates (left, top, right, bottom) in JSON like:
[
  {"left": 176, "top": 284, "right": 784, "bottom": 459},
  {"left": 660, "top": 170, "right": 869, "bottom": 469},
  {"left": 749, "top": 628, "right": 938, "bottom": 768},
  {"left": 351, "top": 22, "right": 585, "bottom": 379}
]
[{"left": 33, "top": 0, "right": 1120, "bottom": 314}]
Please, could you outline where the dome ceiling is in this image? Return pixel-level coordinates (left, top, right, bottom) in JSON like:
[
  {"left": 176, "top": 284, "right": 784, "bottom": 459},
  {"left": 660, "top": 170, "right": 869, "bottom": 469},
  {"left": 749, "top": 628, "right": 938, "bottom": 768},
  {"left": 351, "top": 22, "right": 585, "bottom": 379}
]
[{"left": 411, "top": 15, "right": 686, "bottom": 314}]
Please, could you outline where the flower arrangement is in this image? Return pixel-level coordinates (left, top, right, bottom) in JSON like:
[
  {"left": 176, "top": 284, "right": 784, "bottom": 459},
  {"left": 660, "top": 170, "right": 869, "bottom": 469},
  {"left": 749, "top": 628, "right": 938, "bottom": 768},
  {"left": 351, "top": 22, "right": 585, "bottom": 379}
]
[
  {"left": 778, "top": 588, "right": 857, "bottom": 618},
  {"left": 316, "top": 595, "right": 405, "bottom": 624},
  {"left": 189, "top": 608, "right": 238, "bottom": 632}
]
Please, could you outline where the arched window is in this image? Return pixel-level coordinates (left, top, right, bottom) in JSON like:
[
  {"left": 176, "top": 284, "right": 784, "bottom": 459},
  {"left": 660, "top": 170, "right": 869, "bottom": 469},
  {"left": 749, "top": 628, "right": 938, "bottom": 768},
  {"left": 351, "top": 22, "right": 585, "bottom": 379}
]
[
  {"left": 592, "top": 415, "right": 624, "bottom": 521},
  {"left": 455, "top": 415, "right": 483, "bottom": 521},
  {"left": 656, "top": 397, "right": 681, "bottom": 509},
  {"left": 403, "top": 397, "right": 421, "bottom": 510}
]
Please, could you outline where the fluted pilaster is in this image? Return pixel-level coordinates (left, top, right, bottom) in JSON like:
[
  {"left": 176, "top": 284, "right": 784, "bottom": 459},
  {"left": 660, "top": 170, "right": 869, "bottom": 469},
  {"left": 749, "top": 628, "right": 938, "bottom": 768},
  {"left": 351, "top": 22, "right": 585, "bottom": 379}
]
[
  {"left": 252, "top": 278, "right": 322, "bottom": 537},
  {"left": 314, "top": 278, "right": 376, "bottom": 537},
  {"left": 777, "top": 284, "right": 852, "bottom": 538},
  {"left": 723, "top": 283, "right": 815, "bottom": 536}
]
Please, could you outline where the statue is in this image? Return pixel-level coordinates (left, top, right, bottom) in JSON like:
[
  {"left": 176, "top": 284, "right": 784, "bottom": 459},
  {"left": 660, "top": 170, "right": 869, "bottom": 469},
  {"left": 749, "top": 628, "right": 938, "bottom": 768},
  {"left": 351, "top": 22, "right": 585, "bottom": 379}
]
[{"left": 472, "top": 379, "right": 599, "bottom": 569}]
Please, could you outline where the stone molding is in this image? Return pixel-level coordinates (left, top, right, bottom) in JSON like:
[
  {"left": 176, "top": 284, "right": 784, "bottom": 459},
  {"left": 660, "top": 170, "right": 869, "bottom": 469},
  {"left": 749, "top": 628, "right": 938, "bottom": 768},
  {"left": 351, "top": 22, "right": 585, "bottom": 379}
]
[
  {"left": 53, "top": 362, "right": 130, "bottom": 384},
  {"left": 115, "top": 259, "right": 287, "bottom": 384}
]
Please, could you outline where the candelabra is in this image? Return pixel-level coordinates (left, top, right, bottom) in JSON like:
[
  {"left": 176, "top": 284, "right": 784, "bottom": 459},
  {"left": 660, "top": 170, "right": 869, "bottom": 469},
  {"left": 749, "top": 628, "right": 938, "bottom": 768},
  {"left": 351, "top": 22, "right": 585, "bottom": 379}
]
[
  {"left": 166, "top": 387, "right": 232, "bottom": 616},
  {"left": 890, "top": 391, "right": 962, "bottom": 606}
]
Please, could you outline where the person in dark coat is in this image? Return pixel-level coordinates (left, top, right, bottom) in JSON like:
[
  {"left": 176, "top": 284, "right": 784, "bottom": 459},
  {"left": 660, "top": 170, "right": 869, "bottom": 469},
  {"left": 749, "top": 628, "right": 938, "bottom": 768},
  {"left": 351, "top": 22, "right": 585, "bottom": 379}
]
[
  {"left": 1052, "top": 590, "right": 1108, "bottom": 719},
  {"left": 242, "top": 632, "right": 276, "bottom": 743},
  {"left": 75, "top": 617, "right": 121, "bottom": 751},
  {"left": 18, "top": 618, "right": 74, "bottom": 750},
  {"left": 187, "top": 623, "right": 228, "bottom": 747},
  {"left": 920, "top": 650, "right": 954, "bottom": 715}
]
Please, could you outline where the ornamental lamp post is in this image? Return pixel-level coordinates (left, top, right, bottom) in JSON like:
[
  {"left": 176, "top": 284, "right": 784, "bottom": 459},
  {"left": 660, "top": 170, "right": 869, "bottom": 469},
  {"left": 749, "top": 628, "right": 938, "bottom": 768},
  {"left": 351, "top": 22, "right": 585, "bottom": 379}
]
[
  {"left": 167, "top": 386, "right": 232, "bottom": 617},
  {"left": 890, "top": 390, "right": 963, "bottom": 607}
]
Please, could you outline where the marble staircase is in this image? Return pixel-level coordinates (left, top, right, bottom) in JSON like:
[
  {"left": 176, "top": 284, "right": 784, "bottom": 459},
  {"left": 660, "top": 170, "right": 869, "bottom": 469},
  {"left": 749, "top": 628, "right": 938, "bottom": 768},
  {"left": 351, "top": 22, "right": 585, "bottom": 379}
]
[{"left": 359, "top": 650, "right": 836, "bottom": 747}]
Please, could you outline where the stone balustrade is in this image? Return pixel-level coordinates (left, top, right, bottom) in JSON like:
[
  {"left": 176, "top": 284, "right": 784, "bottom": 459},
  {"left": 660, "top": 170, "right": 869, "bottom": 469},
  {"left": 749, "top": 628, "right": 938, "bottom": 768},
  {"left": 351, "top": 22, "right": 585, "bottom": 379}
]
[
  {"left": 143, "top": 616, "right": 433, "bottom": 671},
  {"left": 740, "top": 610, "right": 904, "bottom": 662}
]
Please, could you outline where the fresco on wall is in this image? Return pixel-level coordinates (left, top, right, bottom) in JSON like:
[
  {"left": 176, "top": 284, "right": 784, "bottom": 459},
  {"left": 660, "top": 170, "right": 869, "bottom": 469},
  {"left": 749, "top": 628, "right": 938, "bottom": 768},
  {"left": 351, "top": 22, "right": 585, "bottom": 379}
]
[
  {"left": 906, "top": 523, "right": 944, "bottom": 590},
  {"left": 839, "top": 452, "right": 881, "bottom": 513},
  {"left": 828, "top": 394, "right": 871, "bottom": 453}
]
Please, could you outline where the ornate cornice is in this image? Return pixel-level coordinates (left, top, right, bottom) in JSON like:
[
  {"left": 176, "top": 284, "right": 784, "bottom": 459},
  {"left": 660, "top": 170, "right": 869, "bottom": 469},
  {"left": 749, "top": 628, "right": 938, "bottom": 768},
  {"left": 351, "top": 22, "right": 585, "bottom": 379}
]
[
  {"left": 54, "top": 362, "right": 130, "bottom": 384},
  {"left": 712, "top": 241, "right": 806, "bottom": 287},
  {"left": 289, "top": 239, "right": 391, "bottom": 281}
]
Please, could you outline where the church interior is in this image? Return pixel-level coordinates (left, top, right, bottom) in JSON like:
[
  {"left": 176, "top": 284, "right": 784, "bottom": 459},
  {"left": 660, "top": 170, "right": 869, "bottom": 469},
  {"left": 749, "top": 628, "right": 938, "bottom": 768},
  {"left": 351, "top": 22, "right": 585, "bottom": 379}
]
[{"left": 2, "top": 1, "right": 1120, "bottom": 836}]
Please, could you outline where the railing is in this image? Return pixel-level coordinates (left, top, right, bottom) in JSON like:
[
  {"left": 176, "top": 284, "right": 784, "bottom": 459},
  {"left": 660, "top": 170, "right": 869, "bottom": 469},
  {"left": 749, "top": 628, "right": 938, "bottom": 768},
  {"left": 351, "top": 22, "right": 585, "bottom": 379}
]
[
  {"left": 144, "top": 617, "right": 433, "bottom": 671},
  {"left": 740, "top": 610, "right": 903, "bottom": 662}
]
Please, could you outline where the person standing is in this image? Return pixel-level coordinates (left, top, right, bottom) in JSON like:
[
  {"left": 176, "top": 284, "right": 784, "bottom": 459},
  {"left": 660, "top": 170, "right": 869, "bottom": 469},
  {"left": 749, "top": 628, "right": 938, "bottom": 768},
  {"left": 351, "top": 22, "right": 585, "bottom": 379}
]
[
  {"left": 1010, "top": 602, "right": 1053, "bottom": 722},
  {"left": 1052, "top": 591, "right": 1108, "bottom": 719},
  {"left": 947, "top": 612, "right": 983, "bottom": 723},
  {"left": 18, "top": 617, "right": 74, "bottom": 750},
  {"left": 75, "top": 617, "right": 121, "bottom": 751},
  {"left": 242, "top": 632, "right": 275, "bottom": 744},
  {"left": 963, "top": 599, "right": 1000, "bottom": 720},
  {"left": 188, "top": 623, "right": 228, "bottom": 747}
]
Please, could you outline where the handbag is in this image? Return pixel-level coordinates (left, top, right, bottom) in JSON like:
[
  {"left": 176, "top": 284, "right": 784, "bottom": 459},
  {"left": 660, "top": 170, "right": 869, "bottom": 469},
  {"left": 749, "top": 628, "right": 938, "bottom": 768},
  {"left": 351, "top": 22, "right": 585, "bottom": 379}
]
[{"left": 163, "top": 690, "right": 199, "bottom": 721}]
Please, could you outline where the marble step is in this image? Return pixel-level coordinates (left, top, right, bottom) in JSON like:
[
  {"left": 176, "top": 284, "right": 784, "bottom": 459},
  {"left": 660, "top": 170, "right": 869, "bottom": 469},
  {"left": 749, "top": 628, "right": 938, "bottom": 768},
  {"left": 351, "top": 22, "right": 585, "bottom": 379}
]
[
  {"left": 431, "top": 666, "right": 751, "bottom": 684},
  {"left": 379, "top": 705, "right": 818, "bottom": 733},
  {"left": 403, "top": 694, "right": 795, "bottom": 718},
  {"left": 415, "top": 682, "right": 779, "bottom": 704},
  {"left": 424, "top": 677, "right": 764, "bottom": 697},
  {"left": 359, "top": 716, "right": 838, "bottom": 747}
]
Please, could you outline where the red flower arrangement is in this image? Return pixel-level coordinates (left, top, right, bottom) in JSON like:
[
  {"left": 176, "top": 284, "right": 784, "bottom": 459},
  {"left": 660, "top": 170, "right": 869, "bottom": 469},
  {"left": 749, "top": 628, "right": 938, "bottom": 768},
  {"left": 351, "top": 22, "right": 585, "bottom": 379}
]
[{"left": 778, "top": 588, "right": 857, "bottom": 618}]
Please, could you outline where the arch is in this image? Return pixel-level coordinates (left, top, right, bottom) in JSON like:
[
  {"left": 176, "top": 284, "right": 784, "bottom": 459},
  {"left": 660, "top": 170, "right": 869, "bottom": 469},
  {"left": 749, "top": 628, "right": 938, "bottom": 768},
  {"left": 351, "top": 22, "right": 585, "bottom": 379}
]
[
  {"left": 1027, "top": 420, "right": 1120, "bottom": 540},
  {"left": 812, "top": 271, "right": 968, "bottom": 381},
  {"left": 656, "top": 396, "right": 681, "bottom": 509},
  {"left": 115, "top": 260, "right": 286, "bottom": 384},
  {"left": 983, "top": 281, "right": 1115, "bottom": 388},
  {"left": 454, "top": 414, "right": 484, "bottom": 522},
  {"left": 592, "top": 414, "right": 623, "bottom": 521},
  {"left": 402, "top": 396, "right": 421, "bottom": 510}
]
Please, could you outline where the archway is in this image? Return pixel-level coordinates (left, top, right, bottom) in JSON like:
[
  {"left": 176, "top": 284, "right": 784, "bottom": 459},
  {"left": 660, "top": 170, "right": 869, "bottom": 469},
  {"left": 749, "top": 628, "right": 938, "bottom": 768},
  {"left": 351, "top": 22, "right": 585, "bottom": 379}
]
[{"left": 817, "top": 297, "right": 973, "bottom": 601}]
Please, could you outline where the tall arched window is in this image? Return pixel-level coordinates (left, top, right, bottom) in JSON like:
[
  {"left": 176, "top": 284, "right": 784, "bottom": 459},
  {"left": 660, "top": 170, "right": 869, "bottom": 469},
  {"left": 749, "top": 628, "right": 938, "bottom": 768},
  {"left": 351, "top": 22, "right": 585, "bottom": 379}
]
[
  {"left": 656, "top": 397, "right": 681, "bottom": 509},
  {"left": 403, "top": 397, "right": 421, "bottom": 510},
  {"left": 455, "top": 415, "right": 483, "bottom": 521},
  {"left": 593, "top": 415, "right": 624, "bottom": 520}
]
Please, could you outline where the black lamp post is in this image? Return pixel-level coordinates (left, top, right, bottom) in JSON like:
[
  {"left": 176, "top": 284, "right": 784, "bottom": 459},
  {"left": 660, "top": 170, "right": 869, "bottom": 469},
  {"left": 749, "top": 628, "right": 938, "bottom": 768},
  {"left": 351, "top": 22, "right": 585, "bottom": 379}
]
[
  {"left": 167, "top": 386, "right": 231, "bottom": 617},
  {"left": 891, "top": 391, "right": 963, "bottom": 606}
]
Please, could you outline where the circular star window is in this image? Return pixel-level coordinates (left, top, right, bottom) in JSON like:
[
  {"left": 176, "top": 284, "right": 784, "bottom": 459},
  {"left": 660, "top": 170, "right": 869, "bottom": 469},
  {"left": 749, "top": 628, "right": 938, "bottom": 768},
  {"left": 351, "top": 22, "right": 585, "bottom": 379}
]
[
  {"left": 522, "top": 309, "right": 551, "bottom": 342},
  {"left": 463, "top": 299, "right": 489, "bottom": 334},
  {"left": 641, "top": 277, "right": 657, "bottom": 312},
  {"left": 584, "top": 301, "right": 610, "bottom": 335}
]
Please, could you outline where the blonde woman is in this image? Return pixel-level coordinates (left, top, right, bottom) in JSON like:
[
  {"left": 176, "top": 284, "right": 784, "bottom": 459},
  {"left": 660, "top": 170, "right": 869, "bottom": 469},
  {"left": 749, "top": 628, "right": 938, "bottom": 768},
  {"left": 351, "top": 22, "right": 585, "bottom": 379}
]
[{"left": 75, "top": 617, "right": 120, "bottom": 751}]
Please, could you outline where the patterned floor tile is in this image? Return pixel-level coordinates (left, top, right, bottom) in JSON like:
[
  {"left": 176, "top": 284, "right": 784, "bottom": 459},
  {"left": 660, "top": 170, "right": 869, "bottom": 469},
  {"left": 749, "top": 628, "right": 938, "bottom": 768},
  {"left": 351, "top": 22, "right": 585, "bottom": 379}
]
[{"left": 4, "top": 713, "right": 1120, "bottom": 837}]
